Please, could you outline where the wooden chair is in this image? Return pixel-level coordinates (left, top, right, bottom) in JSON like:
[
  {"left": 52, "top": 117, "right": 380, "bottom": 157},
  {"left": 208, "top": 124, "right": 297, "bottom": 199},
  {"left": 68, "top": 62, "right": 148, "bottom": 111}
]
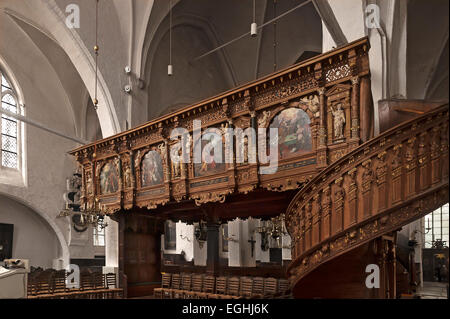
[
  {"left": 185, "top": 274, "right": 203, "bottom": 298},
  {"left": 27, "top": 270, "right": 43, "bottom": 297},
  {"left": 226, "top": 277, "right": 241, "bottom": 299},
  {"left": 277, "top": 278, "right": 290, "bottom": 296},
  {"left": 74, "top": 273, "right": 95, "bottom": 298},
  {"left": 91, "top": 272, "right": 108, "bottom": 298},
  {"left": 105, "top": 273, "right": 123, "bottom": 299},
  {"left": 50, "top": 270, "right": 67, "bottom": 298},
  {"left": 178, "top": 273, "right": 192, "bottom": 299},
  {"left": 169, "top": 273, "right": 182, "bottom": 299},
  {"left": 239, "top": 277, "right": 253, "bottom": 299},
  {"left": 251, "top": 277, "right": 264, "bottom": 298},
  {"left": 201, "top": 275, "right": 215, "bottom": 298},
  {"left": 154, "top": 273, "right": 171, "bottom": 299},
  {"left": 33, "top": 270, "right": 55, "bottom": 298},
  {"left": 263, "top": 277, "right": 278, "bottom": 298},
  {"left": 212, "top": 276, "right": 228, "bottom": 299}
]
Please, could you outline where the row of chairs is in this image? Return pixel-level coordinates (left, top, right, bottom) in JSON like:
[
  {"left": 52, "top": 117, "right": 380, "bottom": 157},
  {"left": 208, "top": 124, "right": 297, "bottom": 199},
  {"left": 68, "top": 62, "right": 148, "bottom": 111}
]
[
  {"left": 27, "top": 269, "right": 123, "bottom": 299},
  {"left": 154, "top": 273, "right": 290, "bottom": 299}
]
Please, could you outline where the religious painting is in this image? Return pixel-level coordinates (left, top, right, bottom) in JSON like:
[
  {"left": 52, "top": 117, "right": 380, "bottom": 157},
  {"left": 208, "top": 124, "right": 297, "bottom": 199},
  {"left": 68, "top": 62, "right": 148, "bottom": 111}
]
[
  {"left": 269, "top": 108, "right": 312, "bottom": 160},
  {"left": 141, "top": 150, "right": 164, "bottom": 187},
  {"left": 99, "top": 162, "right": 119, "bottom": 194},
  {"left": 193, "top": 135, "right": 225, "bottom": 177}
]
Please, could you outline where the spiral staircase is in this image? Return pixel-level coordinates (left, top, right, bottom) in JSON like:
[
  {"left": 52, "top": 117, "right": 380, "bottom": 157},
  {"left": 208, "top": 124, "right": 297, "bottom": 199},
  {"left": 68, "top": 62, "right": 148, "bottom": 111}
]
[{"left": 285, "top": 104, "right": 449, "bottom": 298}]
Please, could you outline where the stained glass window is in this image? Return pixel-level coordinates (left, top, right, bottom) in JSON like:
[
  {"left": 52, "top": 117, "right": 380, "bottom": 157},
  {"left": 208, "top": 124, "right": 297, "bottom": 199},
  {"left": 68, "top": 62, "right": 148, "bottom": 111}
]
[{"left": 1, "top": 71, "right": 19, "bottom": 169}]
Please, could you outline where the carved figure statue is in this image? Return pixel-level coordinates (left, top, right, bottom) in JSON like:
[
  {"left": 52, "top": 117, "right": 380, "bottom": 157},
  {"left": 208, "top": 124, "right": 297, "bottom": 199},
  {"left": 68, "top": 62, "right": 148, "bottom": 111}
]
[
  {"left": 300, "top": 95, "right": 319, "bottom": 116},
  {"left": 124, "top": 164, "right": 132, "bottom": 188},
  {"left": 258, "top": 111, "right": 271, "bottom": 127},
  {"left": 332, "top": 104, "right": 346, "bottom": 139}
]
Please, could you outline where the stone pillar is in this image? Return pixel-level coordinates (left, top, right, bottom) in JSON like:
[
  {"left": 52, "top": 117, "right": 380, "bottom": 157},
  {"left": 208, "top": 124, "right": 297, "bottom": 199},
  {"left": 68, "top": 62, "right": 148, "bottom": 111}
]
[{"left": 104, "top": 216, "right": 119, "bottom": 269}]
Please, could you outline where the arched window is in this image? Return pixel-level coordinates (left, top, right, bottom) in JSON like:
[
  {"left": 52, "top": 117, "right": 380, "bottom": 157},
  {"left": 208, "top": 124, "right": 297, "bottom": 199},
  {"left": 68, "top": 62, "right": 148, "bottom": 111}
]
[{"left": 1, "top": 69, "right": 23, "bottom": 173}]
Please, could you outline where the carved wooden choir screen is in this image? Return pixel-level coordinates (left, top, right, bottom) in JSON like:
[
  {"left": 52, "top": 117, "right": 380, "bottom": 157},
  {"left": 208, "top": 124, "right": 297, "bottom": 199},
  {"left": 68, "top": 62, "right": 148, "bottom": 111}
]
[{"left": 70, "top": 37, "right": 373, "bottom": 215}]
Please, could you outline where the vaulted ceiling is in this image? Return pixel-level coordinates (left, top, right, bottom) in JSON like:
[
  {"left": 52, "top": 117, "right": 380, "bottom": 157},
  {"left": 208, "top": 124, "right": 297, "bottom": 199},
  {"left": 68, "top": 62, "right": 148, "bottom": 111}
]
[{"left": 144, "top": 0, "right": 322, "bottom": 119}]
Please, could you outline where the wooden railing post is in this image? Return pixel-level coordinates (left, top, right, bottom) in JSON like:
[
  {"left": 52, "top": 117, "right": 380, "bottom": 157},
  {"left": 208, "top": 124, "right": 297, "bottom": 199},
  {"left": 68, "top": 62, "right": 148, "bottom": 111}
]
[
  {"left": 317, "top": 87, "right": 328, "bottom": 169},
  {"left": 350, "top": 76, "right": 360, "bottom": 149}
]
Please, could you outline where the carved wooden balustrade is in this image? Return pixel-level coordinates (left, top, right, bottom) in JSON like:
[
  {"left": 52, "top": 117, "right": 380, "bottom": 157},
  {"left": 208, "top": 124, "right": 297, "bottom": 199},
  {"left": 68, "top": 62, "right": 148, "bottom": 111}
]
[
  {"left": 285, "top": 104, "right": 449, "bottom": 290},
  {"left": 70, "top": 38, "right": 372, "bottom": 218}
]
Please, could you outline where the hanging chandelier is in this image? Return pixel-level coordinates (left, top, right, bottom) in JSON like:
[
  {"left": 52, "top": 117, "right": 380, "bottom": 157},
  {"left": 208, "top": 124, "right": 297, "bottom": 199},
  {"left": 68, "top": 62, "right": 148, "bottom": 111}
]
[
  {"left": 80, "top": 197, "right": 108, "bottom": 229},
  {"left": 58, "top": 191, "right": 109, "bottom": 229}
]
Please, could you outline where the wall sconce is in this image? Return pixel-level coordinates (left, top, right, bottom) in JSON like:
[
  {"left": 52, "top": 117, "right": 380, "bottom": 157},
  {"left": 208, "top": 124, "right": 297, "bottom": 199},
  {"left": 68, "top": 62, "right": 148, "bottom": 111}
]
[
  {"left": 179, "top": 234, "right": 192, "bottom": 242},
  {"left": 255, "top": 223, "right": 269, "bottom": 251},
  {"left": 222, "top": 228, "right": 238, "bottom": 242},
  {"left": 194, "top": 221, "right": 207, "bottom": 248}
]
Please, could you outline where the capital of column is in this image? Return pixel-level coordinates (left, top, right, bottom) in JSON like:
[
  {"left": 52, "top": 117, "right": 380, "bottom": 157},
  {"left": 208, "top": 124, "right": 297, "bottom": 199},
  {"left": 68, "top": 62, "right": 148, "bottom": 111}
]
[{"left": 351, "top": 76, "right": 360, "bottom": 85}]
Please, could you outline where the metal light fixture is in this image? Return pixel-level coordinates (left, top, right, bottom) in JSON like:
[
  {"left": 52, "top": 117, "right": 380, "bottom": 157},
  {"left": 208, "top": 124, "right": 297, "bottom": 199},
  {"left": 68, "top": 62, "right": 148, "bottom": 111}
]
[
  {"left": 256, "top": 221, "right": 269, "bottom": 251},
  {"left": 93, "top": 0, "right": 100, "bottom": 109},
  {"left": 168, "top": 0, "right": 173, "bottom": 76},
  {"left": 255, "top": 215, "right": 287, "bottom": 250},
  {"left": 194, "top": 221, "right": 207, "bottom": 248},
  {"left": 250, "top": 0, "right": 258, "bottom": 37}
]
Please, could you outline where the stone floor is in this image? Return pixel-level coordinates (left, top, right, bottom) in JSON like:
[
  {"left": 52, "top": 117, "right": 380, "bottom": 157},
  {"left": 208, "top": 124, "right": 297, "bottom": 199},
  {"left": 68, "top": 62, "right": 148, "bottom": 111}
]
[{"left": 416, "top": 281, "right": 449, "bottom": 299}]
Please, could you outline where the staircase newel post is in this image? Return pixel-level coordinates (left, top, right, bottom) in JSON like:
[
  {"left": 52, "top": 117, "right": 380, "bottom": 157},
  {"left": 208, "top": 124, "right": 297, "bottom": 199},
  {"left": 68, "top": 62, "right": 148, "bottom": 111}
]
[{"left": 349, "top": 76, "right": 360, "bottom": 150}]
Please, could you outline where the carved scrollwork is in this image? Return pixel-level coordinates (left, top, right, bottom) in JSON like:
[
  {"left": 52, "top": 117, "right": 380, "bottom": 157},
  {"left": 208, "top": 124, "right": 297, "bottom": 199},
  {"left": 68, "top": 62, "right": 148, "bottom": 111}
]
[
  {"left": 191, "top": 190, "right": 232, "bottom": 206},
  {"left": 299, "top": 95, "right": 320, "bottom": 118}
]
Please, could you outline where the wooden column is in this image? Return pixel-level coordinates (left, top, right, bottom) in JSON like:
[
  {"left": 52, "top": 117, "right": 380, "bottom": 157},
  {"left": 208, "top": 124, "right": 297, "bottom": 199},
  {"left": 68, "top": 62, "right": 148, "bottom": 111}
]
[
  {"left": 346, "top": 168, "right": 357, "bottom": 226},
  {"left": 206, "top": 220, "right": 221, "bottom": 276},
  {"left": 317, "top": 87, "right": 327, "bottom": 168},
  {"left": 350, "top": 76, "right": 360, "bottom": 149},
  {"left": 359, "top": 76, "right": 373, "bottom": 142},
  {"left": 114, "top": 212, "right": 127, "bottom": 298}
]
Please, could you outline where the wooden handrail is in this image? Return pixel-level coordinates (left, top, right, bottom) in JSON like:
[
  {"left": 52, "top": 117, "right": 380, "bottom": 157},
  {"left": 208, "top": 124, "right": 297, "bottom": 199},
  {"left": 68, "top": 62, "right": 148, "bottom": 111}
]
[{"left": 285, "top": 104, "right": 449, "bottom": 287}]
